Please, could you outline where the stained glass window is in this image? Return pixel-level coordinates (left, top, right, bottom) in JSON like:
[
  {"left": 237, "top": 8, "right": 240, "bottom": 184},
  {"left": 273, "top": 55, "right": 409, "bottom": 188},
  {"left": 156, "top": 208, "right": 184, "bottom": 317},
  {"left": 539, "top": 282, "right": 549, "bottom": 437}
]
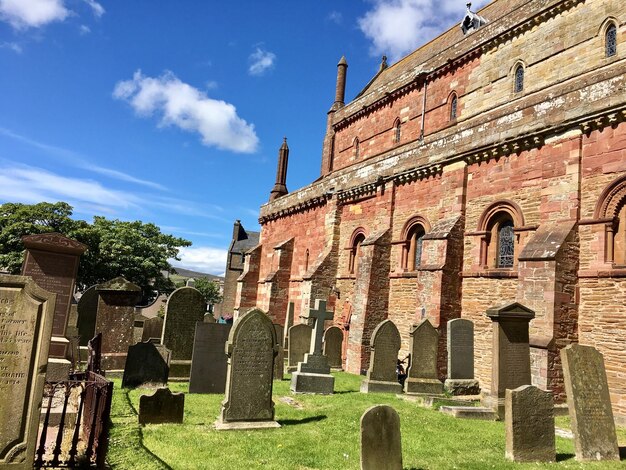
[
  {"left": 606, "top": 24, "right": 617, "bottom": 58},
  {"left": 450, "top": 94, "right": 458, "bottom": 120},
  {"left": 514, "top": 65, "right": 524, "bottom": 93},
  {"left": 395, "top": 121, "right": 401, "bottom": 143},
  {"left": 497, "top": 220, "right": 515, "bottom": 268},
  {"left": 354, "top": 139, "right": 359, "bottom": 159},
  {"left": 414, "top": 233, "right": 424, "bottom": 268}
]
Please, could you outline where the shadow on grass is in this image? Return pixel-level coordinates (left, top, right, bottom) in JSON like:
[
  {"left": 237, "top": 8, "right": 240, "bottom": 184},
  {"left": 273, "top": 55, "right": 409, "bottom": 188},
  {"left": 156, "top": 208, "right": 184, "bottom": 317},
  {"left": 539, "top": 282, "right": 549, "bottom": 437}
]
[
  {"left": 278, "top": 415, "right": 327, "bottom": 426},
  {"left": 334, "top": 390, "right": 358, "bottom": 395},
  {"left": 556, "top": 453, "right": 575, "bottom": 462},
  {"left": 138, "top": 426, "right": 174, "bottom": 470}
]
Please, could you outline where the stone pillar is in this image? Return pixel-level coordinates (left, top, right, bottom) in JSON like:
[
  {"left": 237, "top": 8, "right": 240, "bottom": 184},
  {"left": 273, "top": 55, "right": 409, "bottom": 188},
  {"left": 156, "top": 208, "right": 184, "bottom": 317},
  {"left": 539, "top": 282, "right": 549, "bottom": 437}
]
[{"left": 269, "top": 138, "right": 289, "bottom": 201}]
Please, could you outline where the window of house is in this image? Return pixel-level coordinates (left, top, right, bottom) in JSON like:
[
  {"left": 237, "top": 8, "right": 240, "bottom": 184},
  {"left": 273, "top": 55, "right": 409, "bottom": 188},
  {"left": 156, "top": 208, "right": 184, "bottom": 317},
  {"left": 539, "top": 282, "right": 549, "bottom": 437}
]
[
  {"left": 606, "top": 24, "right": 617, "bottom": 57},
  {"left": 450, "top": 93, "right": 458, "bottom": 120},
  {"left": 354, "top": 138, "right": 360, "bottom": 159},
  {"left": 349, "top": 233, "right": 365, "bottom": 274},
  {"left": 497, "top": 220, "right": 515, "bottom": 268},
  {"left": 514, "top": 64, "right": 524, "bottom": 93},
  {"left": 405, "top": 224, "right": 425, "bottom": 271},
  {"left": 394, "top": 120, "right": 401, "bottom": 143}
]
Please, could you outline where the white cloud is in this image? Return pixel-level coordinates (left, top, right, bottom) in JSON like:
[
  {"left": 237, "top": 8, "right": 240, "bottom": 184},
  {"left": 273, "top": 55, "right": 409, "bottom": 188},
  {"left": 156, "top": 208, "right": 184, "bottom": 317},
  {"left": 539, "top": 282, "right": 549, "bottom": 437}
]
[
  {"left": 172, "top": 246, "right": 228, "bottom": 275},
  {"left": 113, "top": 70, "right": 259, "bottom": 153},
  {"left": 248, "top": 47, "right": 276, "bottom": 76},
  {"left": 79, "top": 24, "right": 90, "bottom": 34},
  {"left": 0, "top": 41, "right": 22, "bottom": 53},
  {"left": 0, "top": 0, "right": 69, "bottom": 29},
  {"left": 327, "top": 11, "right": 343, "bottom": 25},
  {"left": 82, "top": 0, "right": 104, "bottom": 18},
  {"left": 358, "top": 0, "right": 489, "bottom": 62}
]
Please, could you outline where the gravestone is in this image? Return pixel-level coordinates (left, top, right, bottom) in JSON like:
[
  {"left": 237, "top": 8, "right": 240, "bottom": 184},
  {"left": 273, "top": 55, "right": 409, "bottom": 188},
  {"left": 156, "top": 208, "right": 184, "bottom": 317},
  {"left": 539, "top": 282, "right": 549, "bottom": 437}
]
[
  {"left": 561, "top": 344, "right": 619, "bottom": 461},
  {"left": 287, "top": 323, "right": 312, "bottom": 372},
  {"left": 484, "top": 302, "right": 534, "bottom": 418},
  {"left": 360, "top": 405, "right": 402, "bottom": 470},
  {"left": 77, "top": 286, "right": 98, "bottom": 346},
  {"left": 445, "top": 319, "right": 479, "bottom": 395},
  {"left": 95, "top": 277, "right": 142, "bottom": 371},
  {"left": 186, "top": 278, "right": 196, "bottom": 287},
  {"left": 505, "top": 385, "right": 555, "bottom": 462},
  {"left": 141, "top": 316, "right": 164, "bottom": 343},
  {"left": 122, "top": 342, "right": 170, "bottom": 388},
  {"left": 405, "top": 319, "right": 443, "bottom": 395},
  {"left": 21, "top": 233, "right": 87, "bottom": 379},
  {"left": 0, "top": 275, "right": 55, "bottom": 468},
  {"left": 204, "top": 313, "right": 216, "bottom": 323},
  {"left": 283, "top": 302, "right": 294, "bottom": 349},
  {"left": 162, "top": 287, "right": 206, "bottom": 379},
  {"left": 291, "top": 299, "right": 335, "bottom": 394},
  {"left": 216, "top": 308, "right": 280, "bottom": 430},
  {"left": 189, "top": 322, "right": 231, "bottom": 394},
  {"left": 66, "top": 303, "right": 81, "bottom": 370},
  {"left": 273, "top": 324, "right": 285, "bottom": 381},
  {"left": 323, "top": 326, "right": 343, "bottom": 369},
  {"left": 361, "top": 320, "right": 402, "bottom": 394},
  {"left": 138, "top": 388, "right": 184, "bottom": 425}
]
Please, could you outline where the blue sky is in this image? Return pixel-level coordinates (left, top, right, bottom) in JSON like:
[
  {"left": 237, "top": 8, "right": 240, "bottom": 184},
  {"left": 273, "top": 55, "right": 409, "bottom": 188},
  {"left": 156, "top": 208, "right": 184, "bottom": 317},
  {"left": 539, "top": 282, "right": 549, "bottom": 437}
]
[{"left": 0, "top": 0, "right": 488, "bottom": 275}]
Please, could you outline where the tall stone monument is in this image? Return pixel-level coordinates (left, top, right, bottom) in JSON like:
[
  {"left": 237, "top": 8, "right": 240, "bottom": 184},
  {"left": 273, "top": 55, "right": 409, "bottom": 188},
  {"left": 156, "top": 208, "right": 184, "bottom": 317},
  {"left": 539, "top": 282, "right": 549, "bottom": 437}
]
[
  {"left": 189, "top": 322, "right": 231, "bottom": 394},
  {"left": 484, "top": 302, "right": 534, "bottom": 418},
  {"left": 561, "top": 344, "right": 619, "bottom": 461},
  {"left": 122, "top": 342, "right": 170, "bottom": 388},
  {"left": 0, "top": 275, "right": 55, "bottom": 469},
  {"left": 95, "top": 277, "right": 142, "bottom": 371},
  {"left": 21, "top": 233, "right": 86, "bottom": 379},
  {"left": 216, "top": 308, "right": 280, "bottom": 430},
  {"left": 323, "top": 326, "right": 343, "bottom": 369},
  {"left": 405, "top": 319, "right": 443, "bottom": 395},
  {"left": 287, "top": 323, "right": 312, "bottom": 372},
  {"left": 360, "top": 405, "right": 403, "bottom": 470},
  {"left": 361, "top": 319, "right": 402, "bottom": 394},
  {"left": 445, "top": 318, "right": 479, "bottom": 395},
  {"left": 161, "top": 286, "right": 206, "bottom": 379},
  {"left": 291, "top": 299, "right": 335, "bottom": 394},
  {"left": 76, "top": 285, "right": 98, "bottom": 347}
]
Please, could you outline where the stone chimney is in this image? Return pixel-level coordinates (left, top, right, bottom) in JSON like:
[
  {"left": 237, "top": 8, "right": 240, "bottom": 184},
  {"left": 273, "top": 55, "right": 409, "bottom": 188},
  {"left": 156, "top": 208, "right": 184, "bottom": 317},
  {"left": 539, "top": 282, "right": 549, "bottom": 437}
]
[
  {"left": 270, "top": 137, "right": 289, "bottom": 201},
  {"left": 334, "top": 56, "right": 348, "bottom": 108}
]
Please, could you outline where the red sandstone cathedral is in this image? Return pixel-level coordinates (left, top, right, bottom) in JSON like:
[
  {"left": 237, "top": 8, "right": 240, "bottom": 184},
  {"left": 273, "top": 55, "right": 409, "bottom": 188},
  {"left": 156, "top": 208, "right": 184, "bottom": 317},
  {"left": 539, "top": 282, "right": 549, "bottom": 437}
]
[{"left": 230, "top": 0, "right": 626, "bottom": 423}]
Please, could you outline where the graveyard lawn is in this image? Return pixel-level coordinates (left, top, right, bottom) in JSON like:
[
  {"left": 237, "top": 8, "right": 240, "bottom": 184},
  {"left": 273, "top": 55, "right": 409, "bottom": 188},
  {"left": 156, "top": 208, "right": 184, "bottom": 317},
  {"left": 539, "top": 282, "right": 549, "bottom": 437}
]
[{"left": 107, "top": 372, "right": 626, "bottom": 470}]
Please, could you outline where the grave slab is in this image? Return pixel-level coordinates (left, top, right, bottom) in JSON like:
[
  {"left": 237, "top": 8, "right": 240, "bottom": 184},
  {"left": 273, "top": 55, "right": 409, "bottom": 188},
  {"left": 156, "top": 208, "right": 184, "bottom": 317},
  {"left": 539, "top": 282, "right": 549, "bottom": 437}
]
[
  {"left": 139, "top": 388, "right": 184, "bottom": 425},
  {"left": 189, "top": 322, "right": 231, "bottom": 394},
  {"left": 361, "top": 319, "right": 402, "bottom": 394},
  {"left": 360, "top": 405, "right": 402, "bottom": 470}
]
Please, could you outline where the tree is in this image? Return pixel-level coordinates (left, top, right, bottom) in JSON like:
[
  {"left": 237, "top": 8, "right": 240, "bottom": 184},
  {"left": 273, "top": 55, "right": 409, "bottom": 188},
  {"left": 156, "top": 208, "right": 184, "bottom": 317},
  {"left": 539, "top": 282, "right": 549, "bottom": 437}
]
[
  {"left": 194, "top": 277, "right": 223, "bottom": 306},
  {"left": 0, "top": 202, "right": 191, "bottom": 301}
]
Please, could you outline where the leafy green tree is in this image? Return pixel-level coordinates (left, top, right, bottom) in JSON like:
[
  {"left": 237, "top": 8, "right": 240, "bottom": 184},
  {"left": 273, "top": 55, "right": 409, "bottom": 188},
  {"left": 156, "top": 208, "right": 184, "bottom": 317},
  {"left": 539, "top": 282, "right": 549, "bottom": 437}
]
[
  {"left": 0, "top": 202, "right": 191, "bottom": 301},
  {"left": 194, "top": 277, "right": 223, "bottom": 305}
]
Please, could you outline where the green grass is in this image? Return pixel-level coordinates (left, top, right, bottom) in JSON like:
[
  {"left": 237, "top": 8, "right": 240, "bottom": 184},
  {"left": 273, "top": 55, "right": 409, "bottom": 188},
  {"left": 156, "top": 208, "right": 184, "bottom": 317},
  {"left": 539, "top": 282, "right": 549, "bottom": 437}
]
[{"left": 107, "top": 372, "right": 625, "bottom": 470}]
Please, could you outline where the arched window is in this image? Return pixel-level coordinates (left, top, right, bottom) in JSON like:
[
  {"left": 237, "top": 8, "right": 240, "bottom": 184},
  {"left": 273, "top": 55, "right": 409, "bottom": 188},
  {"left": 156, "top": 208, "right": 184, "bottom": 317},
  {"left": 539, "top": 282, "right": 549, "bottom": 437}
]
[
  {"left": 496, "top": 220, "right": 515, "bottom": 268},
  {"left": 394, "top": 119, "right": 401, "bottom": 143},
  {"left": 477, "top": 201, "right": 524, "bottom": 269},
  {"left": 349, "top": 231, "right": 366, "bottom": 274},
  {"left": 514, "top": 64, "right": 524, "bottom": 93},
  {"left": 594, "top": 175, "right": 626, "bottom": 265},
  {"left": 305, "top": 249, "right": 310, "bottom": 272},
  {"left": 606, "top": 23, "right": 617, "bottom": 58},
  {"left": 354, "top": 138, "right": 360, "bottom": 159},
  {"left": 450, "top": 93, "right": 458, "bottom": 120},
  {"left": 406, "top": 224, "right": 425, "bottom": 271}
]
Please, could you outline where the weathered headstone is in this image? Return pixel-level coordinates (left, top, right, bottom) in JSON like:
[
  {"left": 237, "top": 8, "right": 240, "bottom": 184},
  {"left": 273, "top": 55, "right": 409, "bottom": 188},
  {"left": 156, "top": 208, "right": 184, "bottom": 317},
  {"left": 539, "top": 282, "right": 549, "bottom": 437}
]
[
  {"left": 122, "top": 342, "right": 170, "bottom": 388},
  {"left": 445, "top": 318, "right": 479, "bottom": 395},
  {"left": 66, "top": 303, "right": 81, "bottom": 370},
  {"left": 0, "top": 275, "right": 55, "bottom": 468},
  {"left": 216, "top": 308, "right": 280, "bottom": 429},
  {"left": 203, "top": 312, "right": 216, "bottom": 323},
  {"left": 186, "top": 278, "right": 196, "bottom": 287},
  {"left": 561, "top": 344, "right": 619, "bottom": 461},
  {"left": 189, "top": 322, "right": 231, "bottom": 394},
  {"left": 361, "top": 320, "right": 402, "bottom": 394},
  {"left": 77, "top": 285, "right": 98, "bottom": 346},
  {"left": 162, "top": 287, "right": 206, "bottom": 379},
  {"left": 360, "top": 405, "right": 402, "bottom": 470},
  {"left": 405, "top": 319, "right": 443, "bottom": 395},
  {"left": 21, "top": 233, "right": 86, "bottom": 379},
  {"left": 323, "top": 326, "right": 343, "bottom": 369},
  {"left": 273, "top": 324, "right": 285, "bottom": 381},
  {"left": 505, "top": 385, "right": 555, "bottom": 462},
  {"left": 287, "top": 323, "right": 312, "bottom": 372},
  {"left": 291, "top": 299, "right": 335, "bottom": 394},
  {"left": 138, "top": 388, "right": 184, "bottom": 425},
  {"left": 95, "top": 277, "right": 142, "bottom": 371},
  {"left": 484, "top": 302, "right": 534, "bottom": 418},
  {"left": 141, "top": 316, "right": 164, "bottom": 343},
  {"left": 283, "top": 302, "right": 294, "bottom": 349}
]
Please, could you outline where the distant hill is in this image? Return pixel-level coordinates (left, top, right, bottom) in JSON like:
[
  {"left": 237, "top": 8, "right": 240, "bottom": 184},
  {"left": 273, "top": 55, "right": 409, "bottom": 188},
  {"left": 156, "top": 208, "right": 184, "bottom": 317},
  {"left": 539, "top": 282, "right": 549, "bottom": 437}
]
[{"left": 169, "top": 267, "right": 224, "bottom": 281}]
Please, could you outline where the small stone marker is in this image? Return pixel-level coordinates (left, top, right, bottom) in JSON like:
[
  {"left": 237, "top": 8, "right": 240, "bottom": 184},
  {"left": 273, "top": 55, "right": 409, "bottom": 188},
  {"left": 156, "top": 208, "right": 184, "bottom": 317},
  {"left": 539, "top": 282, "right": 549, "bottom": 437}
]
[
  {"left": 139, "top": 388, "right": 184, "bottom": 425},
  {"left": 273, "top": 324, "right": 285, "bottom": 381},
  {"left": 561, "top": 344, "right": 619, "bottom": 461},
  {"left": 361, "top": 320, "right": 402, "bottom": 394},
  {"left": 141, "top": 316, "right": 164, "bottom": 343},
  {"left": 0, "top": 275, "right": 55, "bottom": 468},
  {"left": 161, "top": 286, "right": 206, "bottom": 379},
  {"left": 445, "top": 318, "right": 479, "bottom": 395},
  {"left": 95, "top": 277, "right": 142, "bottom": 371},
  {"left": 189, "top": 322, "right": 231, "bottom": 394},
  {"left": 505, "top": 385, "right": 555, "bottom": 462},
  {"left": 405, "top": 319, "right": 443, "bottom": 395},
  {"left": 360, "top": 405, "right": 402, "bottom": 470},
  {"left": 122, "top": 342, "right": 170, "bottom": 388},
  {"left": 186, "top": 278, "right": 196, "bottom": 287},
  {"left": 77, "top": 285, "right": 98, "bottom": 346},
  {"left": 291, "top": 299, "right": 335, "bottom": 394},
  {"left": 216, "top": 308, "right": 280, "bottom": 430},
  {"left": 287, "top": 323, "right": 312, "bottom": 372},
  {"left": 323, "top": 326, "right": 343, "bottom": 369},
  {"left": 484, "top": 302, "right": 534, "bottom": 418}
]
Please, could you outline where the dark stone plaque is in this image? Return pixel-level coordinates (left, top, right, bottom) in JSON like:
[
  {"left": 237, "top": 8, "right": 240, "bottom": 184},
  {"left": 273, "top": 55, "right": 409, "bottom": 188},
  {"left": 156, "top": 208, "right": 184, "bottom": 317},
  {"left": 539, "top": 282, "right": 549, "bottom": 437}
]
[
  {"left": 0, "top": 275, "right": 55, "bottom": 468},
  {"left": 189, "top": 322, "right": 231, "bottom": 394},
  {"left": 361, "top": 320, "right": 402, "bottom": 394},
  {"left": 122, "top": 342, "right": 170, "bottom": 388},
  {"left": 323, "top": 326, "right": 343, "bottom": 369},
  {"left": 162, "top": 287, "right": 206, "bottom": 361},
  {"left": 77, "top": 286, "right": 98, "bottom": 347},
  {"left": 360, "top": 405, "right": 402, "bottom": 470},
  {"left": 287, "top": 323, "right": 312, "bottom": 372},
  {"left": 139, "top": 388, "right": 184, "bottom": 425},
  {"left": 447, "top": 318, "right": 474, "bottom": 379},
  {"left": 141, "top": 316, "right": 164, "bottom": 343}
]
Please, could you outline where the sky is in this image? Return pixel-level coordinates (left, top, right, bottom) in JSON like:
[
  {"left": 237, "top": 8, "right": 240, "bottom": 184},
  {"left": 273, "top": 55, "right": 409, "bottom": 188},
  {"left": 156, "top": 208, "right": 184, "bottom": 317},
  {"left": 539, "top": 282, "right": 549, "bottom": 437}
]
[{"left": 0, "top": 0, "right": 488, "bottom": 275}]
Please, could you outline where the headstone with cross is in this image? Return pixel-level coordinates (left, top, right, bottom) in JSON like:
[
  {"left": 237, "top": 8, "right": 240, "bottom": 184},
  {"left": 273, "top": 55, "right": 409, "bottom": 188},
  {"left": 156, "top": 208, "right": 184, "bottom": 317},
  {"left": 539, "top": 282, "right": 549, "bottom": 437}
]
[{"left": 290, "top": 299, "right": 335, "bottom": 394}]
